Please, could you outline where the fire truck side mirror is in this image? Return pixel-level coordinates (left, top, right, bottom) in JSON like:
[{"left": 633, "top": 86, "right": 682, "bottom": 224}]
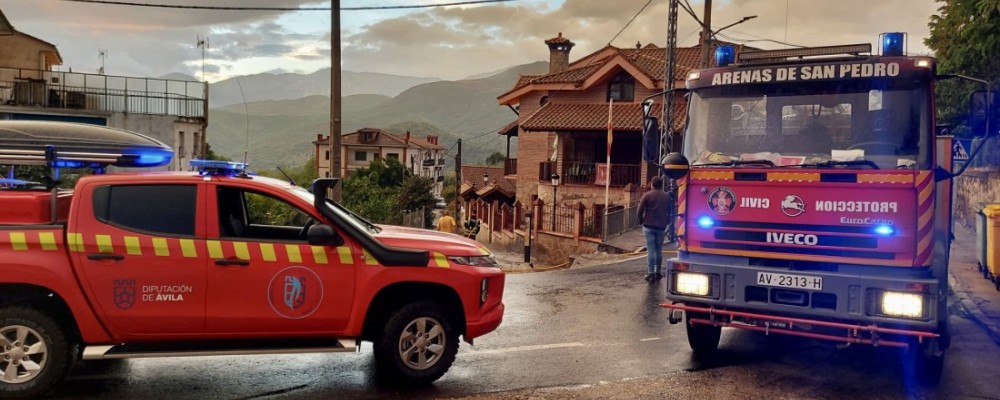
[
  {"left": 307, "top": 224, "right": 344, "bottom": 247},
  {"left": 969, "top": 90, "right": 1000, "bottom": 138}
]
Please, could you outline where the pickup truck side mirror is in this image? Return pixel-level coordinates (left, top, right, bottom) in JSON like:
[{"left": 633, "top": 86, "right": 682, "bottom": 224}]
[{"left": 307, "top": 224, "right": 344, "bottom": 247}]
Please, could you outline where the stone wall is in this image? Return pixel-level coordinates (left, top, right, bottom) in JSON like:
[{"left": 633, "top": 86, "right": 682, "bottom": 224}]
[{"left": 954, "top": 168, "right": 1000, "bottom": 229}]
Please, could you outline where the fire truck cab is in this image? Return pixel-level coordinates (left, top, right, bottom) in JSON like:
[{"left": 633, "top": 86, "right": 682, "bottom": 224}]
[{"left": 653, "top": 33, "right": 997, "bottom": 382}]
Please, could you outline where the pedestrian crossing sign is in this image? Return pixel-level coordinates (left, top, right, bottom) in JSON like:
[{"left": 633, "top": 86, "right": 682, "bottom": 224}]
[{"left": 953, "top": 139, "right": 971, "bottom": 161}]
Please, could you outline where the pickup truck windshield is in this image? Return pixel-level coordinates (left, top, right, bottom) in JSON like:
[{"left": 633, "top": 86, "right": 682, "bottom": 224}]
[{"left": 684, "top": 79, "right": 931, "bottom": 170}]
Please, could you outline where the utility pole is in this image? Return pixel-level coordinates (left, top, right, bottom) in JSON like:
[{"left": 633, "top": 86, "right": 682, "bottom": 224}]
[
  {"left": 698, "top": 0, "right": 713, "bottom": 68},
  {"left": 330, "top": 0, "right": 343, "bottom": 200},
  {"left": 455, "top": 139, "right": 462, "bottom": 223}
]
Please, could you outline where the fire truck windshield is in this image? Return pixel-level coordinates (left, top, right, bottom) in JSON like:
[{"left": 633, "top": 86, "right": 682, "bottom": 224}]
[{"left": 684, "top": 79, "right": 931, "bottom": 170}]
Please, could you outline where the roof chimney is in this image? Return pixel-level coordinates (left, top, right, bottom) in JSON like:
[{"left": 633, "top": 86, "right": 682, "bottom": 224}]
[
  {"left": 405, "top": 131, "right": 411, "bottom": 143},
  {"left": 544, "top": 32, "right": 575, "bottom": 74},
  {"left": 427, "top": 135, "right": 438, "bottom": 145}
]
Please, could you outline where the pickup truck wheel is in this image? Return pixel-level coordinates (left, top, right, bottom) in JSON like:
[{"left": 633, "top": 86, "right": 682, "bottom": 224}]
[
  {"left": 0, "top": 307, "right": 70, "bottom": 400},
  {"left": 373, "top": 302, "right": 458, "bottom": 386},
  {"left": 685, "top": 311, "right": 721, "bottom": 355}
]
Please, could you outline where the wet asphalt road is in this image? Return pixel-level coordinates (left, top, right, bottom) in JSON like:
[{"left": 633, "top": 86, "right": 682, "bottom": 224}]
[{"left": 49, "top": 258, "right": 1000, "bottom": 399}]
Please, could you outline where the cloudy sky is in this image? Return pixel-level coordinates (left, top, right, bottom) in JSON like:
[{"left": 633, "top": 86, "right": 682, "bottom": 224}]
[{"left": 2, "top": 0, "right": 941, "bottom": 82}]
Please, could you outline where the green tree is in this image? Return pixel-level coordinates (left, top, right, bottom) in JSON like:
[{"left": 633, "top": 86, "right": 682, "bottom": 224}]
[
  {"left": 926, "top": 0, "right": 1000, "bottom": 129},
  {"left": 441, "top": 172, "right": 458, "bottom": 213},
  {"left": 351, "top": 157, "right": 407, "bottom": 187},
  {"left": 342, "top": 175, "right": 400, "bottom": 224},
  {"left": 485, "top": 151, "right": 505, "bottom": 166},
  {"left": 399, "top": 175, "right": 436, "bottom": 228}
]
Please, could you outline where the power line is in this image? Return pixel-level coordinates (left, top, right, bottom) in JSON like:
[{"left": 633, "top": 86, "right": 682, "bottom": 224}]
[
  {"left": 57, "top": 0, "right": 516, "bottom": 11},
  {"left": 608, "top": 0, "right": 653, "bottom": 45}
]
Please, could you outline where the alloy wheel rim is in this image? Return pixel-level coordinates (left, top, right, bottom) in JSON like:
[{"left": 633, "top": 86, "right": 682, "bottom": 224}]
[
  {"left": 0, "top": 325, "right": 48, "bottom": 384},
  {"left": 398, "top": 317, "right": 445, "bottom": 371}
]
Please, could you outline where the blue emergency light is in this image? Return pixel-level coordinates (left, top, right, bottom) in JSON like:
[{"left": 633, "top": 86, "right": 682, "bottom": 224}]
[
  {"left": 881, "top": 32, "right": 906, "bottom": 56},
  {"left": 715, "top": 45, "right": 736, "bottom": 67},
  {"left": 697, "top": 216, "right": 715, "bottom": 228},
  {"left": 190, "top": 159, "right": 248, "bottom": 176},
  {"left": 874, "top": 225, "right": 895, "bottom": 236}
]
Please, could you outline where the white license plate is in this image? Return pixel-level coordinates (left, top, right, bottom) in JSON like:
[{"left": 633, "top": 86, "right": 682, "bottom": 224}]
[{"left": 756, "top": 272, "right": 823, "bottom": 291}]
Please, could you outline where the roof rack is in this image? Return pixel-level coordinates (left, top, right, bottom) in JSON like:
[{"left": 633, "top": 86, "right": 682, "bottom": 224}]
[{"left": 737, "top": 43, "right": 872, "bottom": 65}]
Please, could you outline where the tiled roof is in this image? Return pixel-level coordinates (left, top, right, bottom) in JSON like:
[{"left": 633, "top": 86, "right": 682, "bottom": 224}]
[
  {"left": 341, "top": 128, "right": 445, "bottom": 150},
  {"left": 520, "top": 101, "right": 686, "bottom": 132},
  {"left": 498, "top": 119, "right": 518, "bottom": 136},
  {"left": 507, "top": 42, "right": 749, "bottom": 94},
  {"left": 461, "top": 165, "right": 515, "bottom": 198}
]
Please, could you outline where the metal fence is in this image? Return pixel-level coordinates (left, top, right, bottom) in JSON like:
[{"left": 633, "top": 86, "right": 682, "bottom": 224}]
[{"left": 401, "top": 208, "right": 426, "bottom": 228}]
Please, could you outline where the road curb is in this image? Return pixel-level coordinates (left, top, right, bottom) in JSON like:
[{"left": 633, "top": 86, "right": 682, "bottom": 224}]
[{"left": 948, "top": 270, "right": 1000, "bottom": 346}]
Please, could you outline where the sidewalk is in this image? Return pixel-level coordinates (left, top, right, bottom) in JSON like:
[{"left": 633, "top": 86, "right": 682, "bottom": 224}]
[{"left": 948, "top": 225, "right": 1000, "bottom": 344}]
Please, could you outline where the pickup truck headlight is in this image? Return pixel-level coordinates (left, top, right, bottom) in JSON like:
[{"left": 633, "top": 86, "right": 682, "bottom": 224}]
[
  {"left": 675, "top": 272, "right": 710, "bottom": 296},
  {"left": 448, "top": 255, "right": 500, "bottom": 269},
  {"left": 881, "top": 291, "right": 923, "bottom": 319}
]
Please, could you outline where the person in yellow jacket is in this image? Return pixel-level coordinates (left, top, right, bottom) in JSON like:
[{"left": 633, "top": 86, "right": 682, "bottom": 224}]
[{"left": 437, "top": 210, "right": 457, "bottom": 233}]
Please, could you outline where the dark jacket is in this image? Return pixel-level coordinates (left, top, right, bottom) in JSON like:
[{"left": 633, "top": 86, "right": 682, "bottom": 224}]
[{"left": 637, "top": 188, "right": 672, "bottom": 230}]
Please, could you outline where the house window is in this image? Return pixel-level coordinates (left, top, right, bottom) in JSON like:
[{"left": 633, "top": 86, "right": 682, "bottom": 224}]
[
  {"left": 324, "top": 150, "right": 330, "bottom": 160},
  {"left": 354, "top": 151, "right": 367, "bottom": 161},
  {"left": 607, "top": 72, "right": 635, "bottom": 102},
  {"left": 387, "top": 153, "right": 399, "bottom": 160}
]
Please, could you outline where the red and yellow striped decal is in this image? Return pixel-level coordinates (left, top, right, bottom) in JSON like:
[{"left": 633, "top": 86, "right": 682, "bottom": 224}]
[
  {"left": 690, "top": 170, "right": 733, "bottom": 181},
  {"left": 2, "top": 230, "right": 62, "bottom": 252},
  {"left": 914, "top": 171, "right": 934, "bottom": 267},
  {"left": 676, "top": 175, "right": 688, "bottom": 250},
  {"left": 857, "top": 173, "right": 914, "bottom": 184},
  {"left": 766, "top": 172, "right": 820, "bottom": 182}
]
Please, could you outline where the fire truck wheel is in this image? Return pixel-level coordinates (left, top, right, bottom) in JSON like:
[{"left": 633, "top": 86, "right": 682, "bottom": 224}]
[
  {"left": 912, "top": 342, "right": 945, "bottom": 386},
  {"left": 685, "top": 311, "right": 721, "bottom": 355},
  {"left": 0, "top": 307, "right": 72, "bottom": 400},
  {"left": 373, "top": 301, "right": 459, "bottom": 386}
]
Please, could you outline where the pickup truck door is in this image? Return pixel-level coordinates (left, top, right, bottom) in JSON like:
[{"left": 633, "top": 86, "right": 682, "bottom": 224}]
[
  {"left": 70, "top": 181, "right": 208, "bottom": 337},
  {"left": 204, "top": 183, "right": 356, "bottom": 334}
]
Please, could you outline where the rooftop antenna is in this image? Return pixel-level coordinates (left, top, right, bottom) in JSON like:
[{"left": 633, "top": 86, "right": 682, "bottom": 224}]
[
  {"left": 234, "top": 76, "right": 251, "bottom": 176},
  {"left": 98, "top": 49, "right": 108, "bottom": 75},
  {"left": 197, "top": 36, "right": 210, "bottom": 82}
]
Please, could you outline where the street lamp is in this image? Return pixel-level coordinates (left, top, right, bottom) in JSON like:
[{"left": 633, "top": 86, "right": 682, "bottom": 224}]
[
  {"left": 483, "top": 172, "right": 489, "bottom": 186},
  {"left": 550, "top": 173, "right": 560, "bottom": 231}
]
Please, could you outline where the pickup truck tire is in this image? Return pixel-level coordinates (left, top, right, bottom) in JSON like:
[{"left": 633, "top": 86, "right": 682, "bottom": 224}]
[
  {"left": 685, "top": 311, "right": 721, "bottom": 355},
  {"left": 0, "top": 307, "right": 71, "bottom": 400},
  {"left": 373, "top": 301, "right": 458, "bottom": 386}
]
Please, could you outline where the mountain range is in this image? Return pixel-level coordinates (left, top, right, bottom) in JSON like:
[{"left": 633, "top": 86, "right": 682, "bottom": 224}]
[
  {"left": 208, "top": 69, "right": 441, "bottom": 107},
  {"left": 206, "top": 61, "right": 550, "bottom": 170}
]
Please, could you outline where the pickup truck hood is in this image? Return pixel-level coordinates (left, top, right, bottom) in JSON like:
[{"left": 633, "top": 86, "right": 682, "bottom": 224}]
[{"left": 374, "top": 225, "right": 488, "bottom": 257}]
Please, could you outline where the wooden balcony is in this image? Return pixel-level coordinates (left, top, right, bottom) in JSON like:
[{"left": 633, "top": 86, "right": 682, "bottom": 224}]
[{"left": 504, "top": 158, "right": 517, "bottom": 176}]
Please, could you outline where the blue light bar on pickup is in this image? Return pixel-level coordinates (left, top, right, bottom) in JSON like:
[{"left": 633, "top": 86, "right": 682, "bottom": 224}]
[{"left": 190, "top": 159, "right": 248, "bottom": 176}]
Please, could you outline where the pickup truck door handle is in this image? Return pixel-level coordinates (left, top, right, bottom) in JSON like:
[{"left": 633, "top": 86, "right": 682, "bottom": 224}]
[
  {"left": 214, "top": 259, "right": 250, "bottom": 267},
  {"left": 87, "top": 253, "right": 125, "bottom": 261}
]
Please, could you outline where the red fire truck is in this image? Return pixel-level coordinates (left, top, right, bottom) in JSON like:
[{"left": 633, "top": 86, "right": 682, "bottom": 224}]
[
  {"left": 0, "top": 121, "right": 505, "bottom": 399},
  {"left": 650, "top": 33, "right": 997, "bottom": 381}
]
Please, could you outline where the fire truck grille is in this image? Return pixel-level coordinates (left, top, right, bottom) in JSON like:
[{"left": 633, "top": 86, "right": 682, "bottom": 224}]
[
  {"left": 702, "top": 241, "right": 895, "bottom": 260},
  {"left": 701, "top": 221, "right": 894, "bottom": 260}
]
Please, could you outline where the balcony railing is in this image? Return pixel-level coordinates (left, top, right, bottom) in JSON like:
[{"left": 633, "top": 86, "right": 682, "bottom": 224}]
[
  {"left": 562, "top": 161, "right": 640, "bottom": 187},
  {"left": 437, "top": 158, "right": 446, "bottom": 166},
  {"left": 422, "top": 159, "right": 436, "bottom": 167},
  {"left": 0, "top": 67, "right": 207, "bottom": 119},
  {"left": 504, "top": 158, "right": 517, "bottom": 176}
]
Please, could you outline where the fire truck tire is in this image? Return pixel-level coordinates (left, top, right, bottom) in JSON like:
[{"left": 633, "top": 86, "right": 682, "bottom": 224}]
[
  {"left": 685, "top": 311, "right": 721, "bottom": 354},
  {"left": 913, "top": 343, "right": 944, "bottom": 385},
  {"left": 0, "top": 307, "right": 72, "bottom": 400},
  {"left": 373, "top": 301, "right": 459, "bottom": 386}
]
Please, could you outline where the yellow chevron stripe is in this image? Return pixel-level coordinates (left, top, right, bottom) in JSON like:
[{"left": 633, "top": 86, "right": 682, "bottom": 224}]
[
  {"left": 38, "top": 232, "right": 57, "bottom": 251},
  {"left": 917, "top": 234, "right": 932, "bottom": 256},
  {"left": 124, "top": 236, "right": 142, "bottom": 255},
  {"left": 433, "top": 252, "right": 449, "bottom": 268},
  {"left": 336, "top": 246, "right": 352, "bottom": 264},
  {"left": 919, "top": 182, "right": 933, "bottom": 204},
  {"left": 285, "top": 244, "right": 302, "bottom": 263},
  {"left": 918, "top": 208, "right": 933, "bottom": 229},
  {"left": 67, "top": 233, "right": 83, "bottom": 252},
  {"left": 768, "top": 172, "right": 820, "bottom": 182},
  {"left": 207, "top": 240, "right": 224, "bottom": 259},
  {"left": 152, "top": 238, "right": 170, "bottom": 256},
  {"left": 857, "top": 174, "right": 914, "bottom": 184},
  {"left": 9, "top": 232, "right": 27, "bottom": 251},
  {"left": 259, "top": 243, "right": 276, "bottom": 262},
  {"left": 311, "top": 246, "right": 329, "bottom": 264},
  {"left": 179, "top": 239, "right": 197, "bottom": 258},
  {"left": 362, "top": 249, "right": 379, "bottom": 265},
  {"left": 690, "top": 171, "right": 733, "bottom": 180},
  {"left": 95, "top": 234, "right": 114, "bottom": 254},
  {"left": 233, "top": 242, "right": 250, "bottom": 260}
]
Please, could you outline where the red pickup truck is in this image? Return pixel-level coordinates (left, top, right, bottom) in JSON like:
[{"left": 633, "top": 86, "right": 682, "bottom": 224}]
[{"left": 0, "top": 122, "right": 505, "bottom": 399}]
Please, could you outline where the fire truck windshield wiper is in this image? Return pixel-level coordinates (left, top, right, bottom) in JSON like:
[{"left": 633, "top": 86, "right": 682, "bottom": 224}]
[
  {"left": 693, "top": 159, "right": 776, "bottom": 168},
  {"left": 793, "top": 160, "right": 880, "bottom": 170}
]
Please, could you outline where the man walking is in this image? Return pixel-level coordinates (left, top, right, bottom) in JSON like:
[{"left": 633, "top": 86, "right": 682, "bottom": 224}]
[
  {"left": 437, "top": 210, "right": 456, "bottom": 233},
  {"left": 637, "top": 176, "right": 671, "bottom": 282}
]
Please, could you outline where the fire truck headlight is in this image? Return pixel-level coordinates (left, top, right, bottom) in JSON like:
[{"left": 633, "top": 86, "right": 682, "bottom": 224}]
[
  {"left": 676, "top": 272, "right": 710, "bottom": 296},
  {"left": 881, "top": 291, "right": 923, "bottom": 318},
  {"left": 697, "top": 216, "right": 715, "bottom": 228}
]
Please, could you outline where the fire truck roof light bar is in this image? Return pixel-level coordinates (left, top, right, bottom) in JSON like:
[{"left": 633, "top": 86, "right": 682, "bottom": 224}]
[{"left": 738, "top": 43, "right": 872, "bottom": 62}]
